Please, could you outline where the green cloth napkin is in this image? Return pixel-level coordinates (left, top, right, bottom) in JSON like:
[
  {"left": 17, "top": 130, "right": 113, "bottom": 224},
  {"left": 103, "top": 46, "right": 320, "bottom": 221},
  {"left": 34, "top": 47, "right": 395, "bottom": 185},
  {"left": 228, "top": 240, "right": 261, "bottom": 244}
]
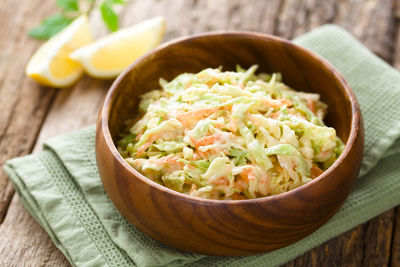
[{"left": 4, "top": 25, "right": 400, "bottom": 267}]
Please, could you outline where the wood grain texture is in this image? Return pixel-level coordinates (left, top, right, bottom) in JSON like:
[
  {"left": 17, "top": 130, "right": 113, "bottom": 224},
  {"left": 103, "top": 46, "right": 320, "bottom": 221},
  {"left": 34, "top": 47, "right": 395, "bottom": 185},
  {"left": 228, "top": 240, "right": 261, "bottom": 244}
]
[
  {"left": 391, "top": 208, "right": 400, "bottom": 266},
  {"left": 0, "top": 77, "right": 110, "bottom": 266},
  {"left": 283, "top": 0, "right": 398, "bottom": 265},
  {"left": 0, "top": 0, "right": 398, "bottom": 265},
  {"left": 96, "top": 31, "right": 364, "bottom": 256},
  {"left": 0, "top": 0, "right": 58, "bottom": 223}
]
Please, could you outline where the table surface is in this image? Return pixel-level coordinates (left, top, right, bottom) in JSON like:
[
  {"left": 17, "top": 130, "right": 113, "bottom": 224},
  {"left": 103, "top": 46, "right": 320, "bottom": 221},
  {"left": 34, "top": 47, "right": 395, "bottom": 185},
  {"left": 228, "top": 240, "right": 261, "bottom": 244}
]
[{"left": 1, "top": 0, "right": 400, "bottom": 266}]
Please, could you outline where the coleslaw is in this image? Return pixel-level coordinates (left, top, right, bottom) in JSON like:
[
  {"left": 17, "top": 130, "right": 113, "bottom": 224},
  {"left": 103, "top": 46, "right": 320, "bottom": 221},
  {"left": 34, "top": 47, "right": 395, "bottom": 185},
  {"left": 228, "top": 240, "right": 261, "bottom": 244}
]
[{"left": 117, "top": 65, "right": 344, "bottom": 200}]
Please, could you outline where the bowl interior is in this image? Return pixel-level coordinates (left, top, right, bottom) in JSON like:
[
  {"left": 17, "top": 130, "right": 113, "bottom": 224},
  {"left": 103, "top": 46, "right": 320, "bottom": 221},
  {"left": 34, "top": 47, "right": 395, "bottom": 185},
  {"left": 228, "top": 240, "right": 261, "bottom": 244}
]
[{"left": 108, "top": 32, "right": 352, "bottom": 146}]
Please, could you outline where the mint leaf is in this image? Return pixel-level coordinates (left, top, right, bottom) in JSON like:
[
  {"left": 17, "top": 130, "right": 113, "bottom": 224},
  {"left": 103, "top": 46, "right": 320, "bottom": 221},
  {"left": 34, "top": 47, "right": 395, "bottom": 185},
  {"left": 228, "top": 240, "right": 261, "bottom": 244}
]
[
  {"left": 109, "top": 0, "right": 127, "bottom": 4},
  {"left": 57, "top": 0, "right": 79, "bottom": 12},
  {"left": 100, "top": 2, "right": 118, "bottom": 32},
  {"left": 28, "top": 14, "right": 73, "bottom": 40}
]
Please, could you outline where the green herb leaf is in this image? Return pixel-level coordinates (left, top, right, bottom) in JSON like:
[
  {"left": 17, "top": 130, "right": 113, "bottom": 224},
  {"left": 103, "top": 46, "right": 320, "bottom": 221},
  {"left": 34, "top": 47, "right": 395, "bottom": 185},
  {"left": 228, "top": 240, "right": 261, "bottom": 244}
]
[
  {"left": 28, "top": 0, "right": 128, "bottom": 39},
  {"left": 109, "top": 0, "right": 127, "bottom": 4},
  {"left": 100, "top": 2, "right": 118, "bottom": 32},
  {"left": 57, "top": 0, "right": 79, "bottom": 12},
  {"left": 28, "top": 14, "right": 73, "bottom": 40}
]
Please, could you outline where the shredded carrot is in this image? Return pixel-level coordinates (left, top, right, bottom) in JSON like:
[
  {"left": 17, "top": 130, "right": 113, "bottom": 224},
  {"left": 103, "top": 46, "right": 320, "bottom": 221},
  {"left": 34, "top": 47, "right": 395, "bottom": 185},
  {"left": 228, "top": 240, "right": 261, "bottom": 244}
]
[
  {"left": 184, "top": 81, "right": 192, "bottom": 89},
  {"left": 192, "top": 152, "right": 202, "bottom": 160},
  {"left": 213, "top": 122, "right": 224, "bottom": 129},
  {"left": 220, "top": 104, "right": 233, "bottom": 111},
  {"left": 198, "top": 148, "right": 223, "bottom": 159},
  {"left": 177, "top": 108, "right": 217, "bottom": 128},
  {"left": 317, "top": 150, "right": 332, "bottom": 160},
  {"left": 136, "top": 132, "right": 162, "bottom": 156},
  {"left": 239, "top": 166, "right": 255, "bottom": 183},
  {"left": 265, "top": 98, "right": 292, "bottom": 108},
  {"left": 227, "top": 118, "right": 238, "bottom": 133},
  {"left": 271, "top": 112, "right": 280, "bottom": 119},
  {"left": 247, "top": 171, "right": 256, "bottom": 181},
  {"left": 136, "top": 142, "right": 152, "bottom": 156},
  {"left": 196, "top": 133, "right": 221, "bottom": 147},
  {"left": 135, "top": 130, "right": 144, "bottom": 141},
  {"left": 204, "top": 78, "right": 218, "bottom": 87},
  {"left": 188, "top": 183, "right": 197, "bottom": 195},
  {"left": 210, "top": 177, "right": 229, "bottom": 185},
  {"left": 189, "top": 132, "right": 223, "bottom": 148},
  {"left": 186, "top": 131, "right": 219, "bottom": 158},
  {"left": 233, "top": 180, "right": 247, "bottom": 191},
  {"left": 189, "top": 133, "right": 228, "bottom": 158},
  {"left": 307, "top": 98, "right": 315, "bottom": 114},
  {"left": 148, "top": 155, "right": 183, "bottom": 167}
]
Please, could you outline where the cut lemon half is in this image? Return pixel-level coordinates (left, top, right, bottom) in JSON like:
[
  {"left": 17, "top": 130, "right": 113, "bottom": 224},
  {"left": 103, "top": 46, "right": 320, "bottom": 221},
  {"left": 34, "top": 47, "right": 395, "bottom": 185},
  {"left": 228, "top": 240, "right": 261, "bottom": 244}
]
[
  {"left": 26, "top": 15, "right": 93, "bottom": 88},
  {"left": 69, "top": 16, "right": 166, "bottom": 79}
]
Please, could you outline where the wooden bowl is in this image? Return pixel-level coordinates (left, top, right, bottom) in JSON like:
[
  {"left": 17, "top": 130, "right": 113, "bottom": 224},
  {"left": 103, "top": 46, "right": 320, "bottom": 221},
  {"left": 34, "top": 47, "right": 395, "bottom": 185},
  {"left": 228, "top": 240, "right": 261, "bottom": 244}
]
[{"left": 96, "top": 32, "right": 364, "bottom": 256}]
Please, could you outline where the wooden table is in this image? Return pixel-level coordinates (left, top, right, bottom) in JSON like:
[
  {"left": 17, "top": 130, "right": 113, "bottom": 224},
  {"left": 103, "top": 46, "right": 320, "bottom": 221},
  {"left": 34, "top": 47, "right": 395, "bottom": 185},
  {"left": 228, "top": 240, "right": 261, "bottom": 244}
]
[{"left": 1, "top": 0, "right": 399, "bottom": 265}]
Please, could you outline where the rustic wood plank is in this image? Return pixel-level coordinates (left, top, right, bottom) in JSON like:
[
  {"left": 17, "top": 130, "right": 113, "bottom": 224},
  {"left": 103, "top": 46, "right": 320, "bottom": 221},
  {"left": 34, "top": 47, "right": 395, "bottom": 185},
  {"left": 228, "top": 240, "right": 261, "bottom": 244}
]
[
  {"left": 33, "top": 78, "right": 110, "bottom": 148},
  {"left": 0, "top": 0, "right": 398, "bottom": 265},
  {"left": 0, "top": 0, "right": 283, "bottom": 265},
  {"left": 0, "top": 75, "right": 111, "bottom": 266},
  {"left": 0, "top": 0, "right": 60, "bottom": 223},
  {"left": 391, "top": 208, "right": 400, "bottom": 266},
  {"left": 121, "top": 0, "right": 282, "bottom": 37},
  {"left": 275, "top": 0, "right": 337, "bottom": 38},
  {"left": 334, "top": 0, "right": 396, "bottom": 62},
  {"left": 280, "top": 0, "right": 397, "bottom": 266},
  {"left": 328, "top": 0, "right": 397, "bottom": 264}
]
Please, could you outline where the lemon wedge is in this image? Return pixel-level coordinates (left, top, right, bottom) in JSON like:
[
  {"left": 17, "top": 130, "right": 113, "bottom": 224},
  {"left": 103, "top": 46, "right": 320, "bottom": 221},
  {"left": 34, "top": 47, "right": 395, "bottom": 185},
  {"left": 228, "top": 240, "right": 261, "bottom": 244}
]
[
  {"left": 26, "top": 15, "right": 93, "bottom": 88},
  {"left": 69, "top": 16, "right": 166, "bottom": 79}
]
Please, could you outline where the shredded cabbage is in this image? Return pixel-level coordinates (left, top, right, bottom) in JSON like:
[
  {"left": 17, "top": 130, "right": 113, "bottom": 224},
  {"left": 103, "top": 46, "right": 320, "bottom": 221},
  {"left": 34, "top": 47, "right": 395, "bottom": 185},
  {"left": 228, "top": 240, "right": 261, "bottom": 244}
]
[{"left": 117, "top": 65, "right": 344, "bottom": 200}]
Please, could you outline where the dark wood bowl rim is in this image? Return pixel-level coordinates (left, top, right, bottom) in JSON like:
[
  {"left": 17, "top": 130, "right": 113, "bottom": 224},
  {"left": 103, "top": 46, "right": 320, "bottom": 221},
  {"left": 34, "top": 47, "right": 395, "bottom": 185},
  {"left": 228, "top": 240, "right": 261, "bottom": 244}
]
[{"left": 99, "top": 31, "right": 362, "bottom": 205}]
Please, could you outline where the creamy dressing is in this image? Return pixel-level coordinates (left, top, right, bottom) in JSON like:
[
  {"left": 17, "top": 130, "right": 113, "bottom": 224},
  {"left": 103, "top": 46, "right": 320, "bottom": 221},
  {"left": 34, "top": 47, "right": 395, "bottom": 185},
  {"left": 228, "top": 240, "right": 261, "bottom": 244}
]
[{"left": 117, "top": 65, "right": 344, "bottom": 200}]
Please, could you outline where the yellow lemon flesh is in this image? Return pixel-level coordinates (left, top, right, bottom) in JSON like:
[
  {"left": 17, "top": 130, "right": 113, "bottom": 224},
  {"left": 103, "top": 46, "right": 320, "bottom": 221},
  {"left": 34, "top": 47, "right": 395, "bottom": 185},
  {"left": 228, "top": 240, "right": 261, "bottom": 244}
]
[
  {"left": 70, "top": 16, "right": 166, "bottom": 79},
  {"left": 26, "top": 15, "right": 93, "bottom": 88}
]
